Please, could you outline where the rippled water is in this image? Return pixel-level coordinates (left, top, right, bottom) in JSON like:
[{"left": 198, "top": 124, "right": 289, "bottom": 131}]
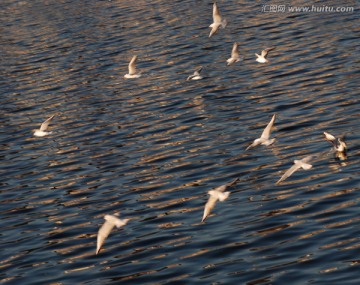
[{"left": 1, "top": 1, "right": 360, "bottom": 284}]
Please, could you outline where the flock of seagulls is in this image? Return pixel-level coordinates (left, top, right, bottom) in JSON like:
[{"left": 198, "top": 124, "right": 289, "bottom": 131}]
[
  {"left": 123, "top": 2, "right": 276, "bottom": 81},
  {"left": 31, "top": 2, "right": 349, "bottom": 255}
]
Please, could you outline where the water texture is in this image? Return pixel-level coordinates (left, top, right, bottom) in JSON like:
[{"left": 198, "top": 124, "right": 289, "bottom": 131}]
[{"left": 1, "top": 1, "right": 359, "bottom": 284}]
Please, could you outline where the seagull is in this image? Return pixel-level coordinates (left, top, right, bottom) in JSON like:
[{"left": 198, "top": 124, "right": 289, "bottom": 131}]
[
  {"left": 33, "top": 115, "right": 55, "bottom": 137},
  {"left": 226, "top": 42, "right": 243, "bottom": 66},
  {"left": 124, "top": 55, "right": 141, "bottom": 78},
  {"left": 209, "top": 2, "right": 227, "bottom": 38},
  {"left": 187, "top": 67, "right": 203, "bottom": 81},
  {"left": 276, "top": 155, "right": 313, "bottom": 185},
  {"left": 96, "top": 214, "right": 129, "bottom": 255},
  {"left": 202, "top": 178, "right": 239, "bottom": 222},
  {"left": 323, "top": 131, "right": 347, "bottom": 160},
  {"left": 255, "top": 47, "right": 275, "bottom": 63},
  {"left": 323, "top": 132, "right": 347, "bottom": 153},
  {"left": 246, "top": 114, "right": 276, "bottom": 150}
]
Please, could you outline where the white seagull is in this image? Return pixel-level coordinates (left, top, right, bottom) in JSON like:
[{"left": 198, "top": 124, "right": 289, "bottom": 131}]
[
  {"left": 226, "top": 42, "right": 242, "bottom": 66},
  {"left": 187, "top": 67, "right": 203, "bottom": 81},
  {"left": 202, "top": 178, "right": 239, "bottom": 222},
  {"left": 33, "top": 115, "right": 55, "bottom": 137},
  {"left": 276, "top": 155, "right": 313, "bottom": 185},
  {"left": 323, "top": 132, "right": 347, "bottom": 153},
  {"left": 255, "top": 47, "right": 275, "bottom": 63},
  {"left": 209, "top": 2, "right": 227, "bottom": 38},
  {"left": 124, "top": 55, "right": 141, "bottom": 78},
  {"left": 246, "top": 114, "right": 276, "bottom": 150},
  {"left": 323, "top": 131, "right": 347, "bottom": 160},
  {"left": 96, "top": 214, "right": 129, "bottom": 255}
]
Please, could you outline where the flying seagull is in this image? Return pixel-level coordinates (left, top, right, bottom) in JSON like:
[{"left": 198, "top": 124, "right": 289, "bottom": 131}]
[
  {"left": 33, "top": 115, "right": 55, "bottom": 137},
  {"left": 124, "top": 55, "right": 141, "bottom": 78},
  {"left": 96, "top": 214, "right": 129, "bottom": 255},
  {"left": 323, "top": 132, "right": 347, "bottom": 153},
  {"left": 227, "top": 42, "right": 242, "bottom": 66},
  {"left": 202, "top": 178, "right": 239, "bottom": 222},
  {"left": 209, "top": 2, "right": 227, "bottom": 38},
  {"left": 246, "top": 114, "right": 276, "bottom": 150},
  {"left": 255, "top": 47, "right": 275, "bottom": 63},
  {"left": 276, "top": 155, "right": 313, "bottom": 185},
  {"left": 323, "top": 131, "right": 347, "bottom": 160},
  {"left": 187, "top": 67, "right": 203, "bottom": 81}
]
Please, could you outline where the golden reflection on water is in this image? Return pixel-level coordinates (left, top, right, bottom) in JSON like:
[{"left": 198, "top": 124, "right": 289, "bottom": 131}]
[{"left": 1, "top": 0, "right": 359, "bottom": 284}]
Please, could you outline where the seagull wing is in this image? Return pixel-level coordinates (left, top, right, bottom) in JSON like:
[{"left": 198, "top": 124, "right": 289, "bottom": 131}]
[
  {"left": 212, "top": 177, "right": 239, "bottom": 193},
  {"left": 105, "top": 214, "right": 129, "bottom": 228},
  {"left": 261, "top": 47, "right": 275, "bottom": 58},
  {"left": 297, "top": 156, "right": 313, "bottom": 170},
  {"left": 260, "top": 114, "right": 276, "bottom": 140},
  {"left": 323, "top": 131, "right": 336, "bottom": 142},
  {"left": 226, "top": 177, "right": 240, "bottom": 187},
  {"left": 128, "top": 55, "right": 137, "bottom": 75},
  {"left": 213, "top": 184, "right": 226, "bottom": 192},
  {"left": 323, "top": 132, "right": 336, "bottom": 147},
  {"left": 231, "top": 42, "right": 239, "bottom": 58},
  {"left": 39, "top": 115, "right": 55, "bottom": 131},
  {"left": 202, "top": 195, "right": 217, "bottom": 222},
  {"left": 276, "top": 163, "right": 300, "bottom": 185},
  {"left": 213, "top": 2, "right": 222, "bottom": 23},
  {"left": 194, "top": 67, "right": 202, "bottom": 76},
  {"left": 301, "top": 155, "right": 313, "bottom": 164},
  {"left": 96, "top": 220, "right": 115, "bottom": 254}
]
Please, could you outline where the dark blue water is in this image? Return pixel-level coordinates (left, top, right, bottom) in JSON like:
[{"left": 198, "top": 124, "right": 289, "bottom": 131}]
[{"left": 1, "top": 1, "right": 359, "bottom": 284}]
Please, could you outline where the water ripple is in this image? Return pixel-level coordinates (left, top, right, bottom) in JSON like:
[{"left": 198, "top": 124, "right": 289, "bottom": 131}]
[{"left": 1, "top": 0, "right": 360, "bottom": 284}]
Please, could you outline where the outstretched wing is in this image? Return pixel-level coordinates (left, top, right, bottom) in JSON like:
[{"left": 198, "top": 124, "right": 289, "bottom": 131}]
[
  {"left": 301, "top": 155, "right": 313, "bottom": 164},
  {"left": 202, "top": 195, "right": 217, "bottom": 222},
  {"left": 323, "top": 131, "right": 336, "bottom": 148},
  {"left": 194, "top": 67, "right": 202, "bottom": 76},
  {"left": 260, "top": 114, "right": 276, "bottom": 140},
  {"left": 40, "top": 115, "right": 55, "bottom": 131},
  {"left": 213, "top": 2, "right": 222, "bottom": 23},
  {"left": 276, "top": 163, "right": 300, "bottom": 185},
  {"left": 211, "top": 177, "right": 238, "bottom": 193},
  {"left": 128, "top": 55, "right": 138, "bottom": 75},
  {"left": 96, "top": 221, "right": 115, "bottom": 254},
  {"left": 231, "top": 42, "right": 239, "bottom": 58},
  {"left": 261, "top": 47, "right": 275, "bottom": 58},
  {"left": 226, "top": 177, "right": 239, "bottom": 187}
]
